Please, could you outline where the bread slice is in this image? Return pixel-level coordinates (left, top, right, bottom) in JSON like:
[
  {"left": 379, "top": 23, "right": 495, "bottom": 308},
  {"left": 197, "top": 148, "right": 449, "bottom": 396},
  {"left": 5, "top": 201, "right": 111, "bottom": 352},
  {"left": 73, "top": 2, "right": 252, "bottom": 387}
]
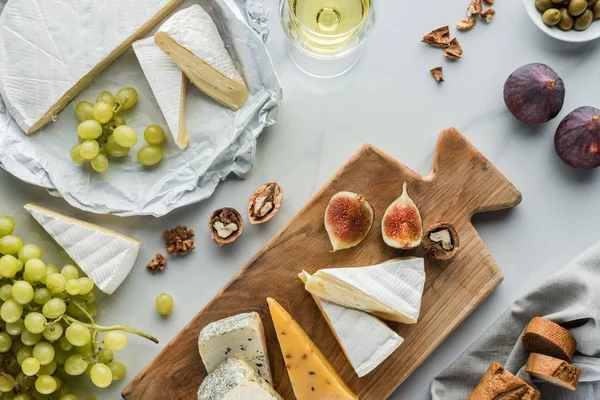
[
  {"left": 525, "top": 353, "right": 581, "bottom": 391},
  {"left": 522, "top": 317, "right": 576, "bottom": 361},
  {"left": 468, "top": 362, "right": 540, "bottom": 400}
]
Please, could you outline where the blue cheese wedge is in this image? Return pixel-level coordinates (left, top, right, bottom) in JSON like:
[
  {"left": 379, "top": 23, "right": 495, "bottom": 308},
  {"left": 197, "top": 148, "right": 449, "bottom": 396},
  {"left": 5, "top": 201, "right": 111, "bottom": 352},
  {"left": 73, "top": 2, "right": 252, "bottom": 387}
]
[
  {"left": 24, "top": 204, "right": 140, "bottom": 295},
  {"left": 299, "top": 271, "right": 403, "bottom": 377},
  {"left": 199, "top": 312, "right": 272, "bottom": 384},
  {"left": 305, "top": 258, "right": 426, "bottom": 324},
  {"left": 197, "top": 358, "right": 282, "bottom": 400}
]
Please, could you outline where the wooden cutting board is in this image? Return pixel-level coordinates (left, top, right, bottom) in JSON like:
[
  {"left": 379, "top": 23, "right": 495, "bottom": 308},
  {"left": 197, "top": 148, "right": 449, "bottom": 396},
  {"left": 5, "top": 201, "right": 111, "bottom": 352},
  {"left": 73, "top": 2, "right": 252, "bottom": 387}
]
[{"left": 123, "top": 127, "right": 522, "bottom": 399}]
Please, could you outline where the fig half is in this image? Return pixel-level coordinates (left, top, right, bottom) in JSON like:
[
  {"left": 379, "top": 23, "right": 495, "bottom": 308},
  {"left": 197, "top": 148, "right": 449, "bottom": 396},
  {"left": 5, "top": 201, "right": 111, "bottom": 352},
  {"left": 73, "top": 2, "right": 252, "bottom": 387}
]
[
  {"left": 381, "top": 183, "right": 423, "bottom": 249},
  {"left": 504, "top": 63, "right": 565, "bottom": 124},
  {"left": 555, "top": 106, "right": 600, "bottom": 169},
  {"left": 324, "top": 192, "right": 374, "bottom": 251}
]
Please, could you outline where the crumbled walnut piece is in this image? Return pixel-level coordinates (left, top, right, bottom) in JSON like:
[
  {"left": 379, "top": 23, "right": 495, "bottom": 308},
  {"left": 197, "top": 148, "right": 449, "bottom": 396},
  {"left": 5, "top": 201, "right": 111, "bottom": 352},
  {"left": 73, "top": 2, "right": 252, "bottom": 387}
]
[
  {"left": 457, "top": 18, "right": 477, "bottom": 31},
  {"left": 421, "top": 26, "right": 451, "bottom": 48},
  {"left": 163, "top": 225, "right": 195, "bottom": 256},
  {"left": 210, "top": 208, "right": 243, "bottom": 246},
  {"left": 248, "top": 182, "right": 284, "bottom": 224},
  {"left": 483, "top": 0, "right": 494, "bottom": 5},
  {"left": 481, "top": 8, "right": 496, "bottom": 23},
  {"left": 147, "top": 254, "right": 167, "bottom": 274},
  {"left": 467, "top": 0, "right": 482, "bottom": 16},
  {"left": 444, "top": 38, "right": 463, "bottom": 59},
  {"left": 430, "top": 67, "right": 444, "bottom": 83}
]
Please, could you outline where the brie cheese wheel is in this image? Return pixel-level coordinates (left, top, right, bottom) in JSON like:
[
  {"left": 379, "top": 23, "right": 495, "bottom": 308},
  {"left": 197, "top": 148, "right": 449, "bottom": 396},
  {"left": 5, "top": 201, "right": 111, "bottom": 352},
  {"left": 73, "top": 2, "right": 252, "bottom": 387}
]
[
  {"left": 305, "top": 258, "right": 426, "bottom": 324},
  {"left": 0, "top": 0, "right": 182, "bottom": 134},
  {"left": 300, "top": 271, "right": 403, "bottom": 377},
  {"left": 197, "top": 358, "right": 282, "bottom": 400},
  {"left": 154, "top": 4, "right": 249, "bottom": 110},
  {"left": 133, "top": 37, "right": 189, "bottom": 149},
  {"left": 24, "top": 204, "right": 140, "bottom": 295},
  {"left": 199, "top": 312, "right": 272, "bottom": 384}
]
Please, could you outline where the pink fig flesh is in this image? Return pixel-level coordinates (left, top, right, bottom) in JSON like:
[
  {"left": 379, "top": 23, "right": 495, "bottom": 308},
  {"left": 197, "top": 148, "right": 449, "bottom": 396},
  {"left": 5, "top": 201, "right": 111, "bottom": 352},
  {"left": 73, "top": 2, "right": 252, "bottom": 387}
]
[
  {"left": 555, "top": 106, "right": 600, "bottom": 169},
  {"left": 324, "top": 192, "right": 374, "bottom": 251}
]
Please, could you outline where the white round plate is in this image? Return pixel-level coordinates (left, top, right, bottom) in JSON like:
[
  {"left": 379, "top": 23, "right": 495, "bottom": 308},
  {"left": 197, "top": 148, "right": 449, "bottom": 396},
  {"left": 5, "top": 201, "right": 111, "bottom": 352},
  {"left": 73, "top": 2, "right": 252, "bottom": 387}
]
[{"left": 524, "top": 0, "right": 600, "bottom": 42}]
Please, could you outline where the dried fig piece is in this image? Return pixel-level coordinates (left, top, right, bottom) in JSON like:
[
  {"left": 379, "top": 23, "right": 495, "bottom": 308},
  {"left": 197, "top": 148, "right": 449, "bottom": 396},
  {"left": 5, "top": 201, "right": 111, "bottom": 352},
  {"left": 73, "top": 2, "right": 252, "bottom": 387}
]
[
  {"left": 423, "top": 223, "right": 460, "bottom": 261},
  {"left": 431, "top": 67, "right": 444, "bottom": 83},
  {"left": 421, "top": 26, "right": 451, "bottom": 48},
  {"left": 248, "top": 182, "right": 283, "bottom": 224},
  {"left": 444, "top": 38, "right": 463, "bottom": 59},
  {"left": 209, "top": 208, "right": 243, "bottom": 246},
  {"left": 381, "top": 183, "right": 423, "bottom": 249},
  {"left": 457, "top": 18, "right": 477, "bottom": 31},
  {"left": 324, "top": 192, "right": 374, "bottom": 251}
]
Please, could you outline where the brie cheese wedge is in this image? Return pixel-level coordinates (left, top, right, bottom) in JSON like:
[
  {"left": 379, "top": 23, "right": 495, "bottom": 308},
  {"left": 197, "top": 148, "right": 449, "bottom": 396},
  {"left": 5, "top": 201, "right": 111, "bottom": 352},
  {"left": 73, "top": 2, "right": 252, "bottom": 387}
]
[
  {"left": 133, "top": 37, "right": 189, "bottom": 149},
  {"left": 305, "top": 258, "right": 426, "bottom": 324},
  {"left": 299, "top": 271, "right": 403, "bottom": 377},
  {"left": 24, "top": 204, "right": 140, "bottom": 295},
  {"left": 154, "top": 4, "right": 249, "bottom": 110},
  {"left": 0, "top": 0, "right": 182, "bottom": 134}
]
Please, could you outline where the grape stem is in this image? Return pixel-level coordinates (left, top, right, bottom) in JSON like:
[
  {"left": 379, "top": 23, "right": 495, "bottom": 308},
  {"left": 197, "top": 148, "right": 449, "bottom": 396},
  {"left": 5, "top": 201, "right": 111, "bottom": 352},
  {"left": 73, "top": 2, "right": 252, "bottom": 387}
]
[
  {"left": 0, "top": 369, "right": 31, "bottom": 396},
  {"left": 63, "top": 316, "right": 159, "bottom": 344}
]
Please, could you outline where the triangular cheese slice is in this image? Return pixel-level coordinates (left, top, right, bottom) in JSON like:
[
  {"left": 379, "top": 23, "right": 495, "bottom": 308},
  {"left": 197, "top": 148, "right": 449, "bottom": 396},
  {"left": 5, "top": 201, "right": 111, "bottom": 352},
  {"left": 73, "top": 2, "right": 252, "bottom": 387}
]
[
  {"left": 305, "top": 258, "right": 426, "bottom": 324},
  {"left": 267, "top": 298, "right": 357, "bottom": 400},
  {"left": 133, "top": 37, "right": 188, "bottom": 149},
  {"left": 154, "top": 4, "right": 249, "bottom": 111},
  {"left": 0, "top": 0, "right": 182, "bottom": 134},
  {"left": 299, "top": 271, "right": 403, "bottom": 377},
  {"left": 24, "top": 204, "right": 140, "bottom": 295}
]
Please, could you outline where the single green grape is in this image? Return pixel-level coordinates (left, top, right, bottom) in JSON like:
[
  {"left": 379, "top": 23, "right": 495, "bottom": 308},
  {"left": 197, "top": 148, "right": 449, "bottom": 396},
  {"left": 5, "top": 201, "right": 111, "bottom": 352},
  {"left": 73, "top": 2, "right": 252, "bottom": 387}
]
[
  {"left": 79, "top": 140, "right": 100, "bottom": 160},
  {"left": 75, "top": 101, "right": 95, "bottom": 122},
  {"left": 137, "top": 145, "right": 163, "bottom": 166},
  {"left": 24, "top": 259, "right": 46, "bottom": 283},
  {"left": 64, "top": 279, "right": 81, "bottom": 296},
  {"left": 42, "top": 322, "right": 63, "bottom": 342},
  {"left": 90, "top": 363, "right": 112, "bottom": 388},
  {"left": 71, "top": 144, "right": 88, "bottom": 166},
  {"left": 96, "top": 91, "right": 115, "bottom": 107},
  {"left": 21, "top": 330, "right": 42, "bottom": 346},
  {"left": 113, "top": 126, "right": 138, "bottom": 148},
  {"left": 0, "top": 235, "right": 23, "bottom": 255},
  {"left": 0, "top": 376, "right": 14, "bottom": 392},
  {"left": 0, "top": 284, "right": 12, "bottom": 301},
  {"left": 38, "top": 360, "right": 56, "bottom": 376},
  {"left": 33, "top": 342, "right": 55, "bottom": 365},
  {"left": 15, "top": 258, "right": 24, "bottom": 272},
  {"left": 0, "top": 216, "right": 15, "bottom": 237},
  {"left": 12, "top": 281, "right": 34, "bottom": 305},
  {"left": 0, "top": 332, "right": 12, "bottom": 353},
  {"left": 46, "top": 273, "right": 67, "bottom": 294},
  {"left": 78, "top": 278, "right": 94, "bottom": 295},
  {"left": 104, "top": 135, "right": 129, "bottom": 158},
  {"left": 103, "top": 331, "right": 128, "bottom": 351},
  {"left": 53, "top": 346, "right": 70, "bottom": 366},
  {"left": 114, "top": 87, "right": 138, "bottom": 111},
  {"left": 65, "top": 322, "right": 90, "bottom": 347},
  {"left": 60, "top": 265, "right": 79, "bottom": 280},
  {"left": 0, "top": 255, "right": 18, "bottom": 278},
  {"left": 21, "top": 357, "right": 40, "bottom": 376},
  {"left": 63, "top": 354, "right": 87, "bottom": 376},
  {"left": 58, "top": 337, "right": 73, "bottom": 352},
  {"left": 18, "top": 244, "right": 42, "bottom": 263},
  {"left": 16, "top": 347, "right": 33, "bottom": 365},
  {"left": 1, "top": 299, "right": 23, "bottom": 323},
  {"left": 97, "top": 348, "right": 114, "bottom": 364},
  {"left": 35, "top": 375, "right": 57, "bottom": 395},
  {"left": 81, "top": 292, "right": 95, "bottom": 304},
  {"left": 90, "top": 154, "right": 109, "bottom": 173},
  {"left": 33, "top": 288, "right": 52, "bottom": 305},
  {"left": 6, "top": 319, "right": 25, "bottom": 336},
  {"left": 77, "top": 120, "right": 102, "bottom": 140},
  {"left": 24, "top": 312, "right": 46, "bottom": 334},
  {"left": 75, "top": 342, "right": 92, "bottom": 357},
  {"left": 106, "top": 115, "right": 126, "bottom": 131},
  {"left": 46, "top": 263, "right": 59, "bottom": 275},
  {"left": 93, "top": 101, "right": 113, "bottom": 124},
  {"left": 86, "top": 302, "right": 98, "bottom": 318},
  {"left": 144, "top": 125, "right": 165, "bottom": 145},
  {"left": 108, "top": 361, "right": 127, "bottom": 381},
  {"left": 14, "top": 393, "right": 31, "bottom": 400},
  {"left": 42, "top": 298, "right": 67, "bottom": 319},
  {"left": 156, "top": 293, "right": 174, "bottom": 316}
]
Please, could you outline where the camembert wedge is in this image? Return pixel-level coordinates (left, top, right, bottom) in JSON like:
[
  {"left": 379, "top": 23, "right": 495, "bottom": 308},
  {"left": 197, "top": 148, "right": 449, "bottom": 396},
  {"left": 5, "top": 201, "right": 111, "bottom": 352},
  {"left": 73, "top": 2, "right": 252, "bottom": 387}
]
[
  {"left": 133, "top": 37, "right": 189, "bottom": 149},
  {"left": 267, "top": 297, "right": 357, "bottom": 400},
  {"left": 154, "top": 4, "right": 249, "bottom": 111},
  {"left": 304, "top": 258, "right": 426, "bottom": 324},
  {"left": 299, "top": 271, "right": 403, "bottom": 377},
  {"left": 0, "top": 0, "right": 183, "bottom": 134},
  {"left": 24, "top": 204, "right": 140, "bottom": 295}
]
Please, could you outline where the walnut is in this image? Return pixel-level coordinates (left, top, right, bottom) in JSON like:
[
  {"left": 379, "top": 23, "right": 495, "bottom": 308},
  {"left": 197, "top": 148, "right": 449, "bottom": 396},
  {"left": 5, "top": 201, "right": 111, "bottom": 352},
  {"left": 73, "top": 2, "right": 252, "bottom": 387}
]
[
  {"left": 421, "top": 26, "right": 451, "bottom": 48},
  {"left": 457, "top": 18, "right": 477, "bottom": 31},
  {"left": 209, "top": 208, "right": 243, "bottom": 246},
  {"left": 147, "top": 254, "right": 167, "bottom": 274},
  {"left": 423, "top": 223, "right": 459, "bottom": 261},
  {"left": 163, "top": 225, "right": 195, "bottom": 256},
  {"left": 483, "top": 0, "right": 494, "bottom": 4},
  {"left": 444, "top": 38, "right": 463, "bottom": 59},
  {"left": 248, "top": 182, "right": 283, "bottom": 225},
  {"left": 467, "top": 0, "right": 483, "bottom": 16},
  {"left": 430, "top": 67, "right": 444, "bottom": 83},
  {"left": 481, "top": 8, "right": 496, "bottom": 23}
]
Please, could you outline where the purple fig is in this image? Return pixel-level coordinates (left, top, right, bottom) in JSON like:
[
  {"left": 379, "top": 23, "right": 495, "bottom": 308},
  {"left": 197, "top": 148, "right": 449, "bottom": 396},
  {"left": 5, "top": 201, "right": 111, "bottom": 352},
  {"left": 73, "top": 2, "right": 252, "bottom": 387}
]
[
  {"left": 504, "top": 63, "right": 565, "bottom": 124},
  {"left": 555, "top": 106, "right": 600, "bottom": 169}
]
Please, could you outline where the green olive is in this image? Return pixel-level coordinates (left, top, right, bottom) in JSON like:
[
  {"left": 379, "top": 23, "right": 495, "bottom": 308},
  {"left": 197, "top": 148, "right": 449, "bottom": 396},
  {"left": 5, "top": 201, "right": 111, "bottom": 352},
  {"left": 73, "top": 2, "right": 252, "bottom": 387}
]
[
  {"left": 586, "top": 0, "right": 596, "bottom": 6},
  {"left": 575, "top": 8, "right": 594, "bottom": 29},
  {"left": 551, "top": 0, "right": 565, "bottom": 3},
  {"left": 569, "top": 0, "right": 588, "bottom": 16},
  {"left": 559, "top": 8, "right": 575, "bottom": 29},
  {"left": 537, "top": 0, "right": 555, "bottom": 11},
  {"left": 542, "top": 8, "right": 562, "bottom": 25},
  {"left": 594, "top": 1, "right": 600, "bottom": 17}
]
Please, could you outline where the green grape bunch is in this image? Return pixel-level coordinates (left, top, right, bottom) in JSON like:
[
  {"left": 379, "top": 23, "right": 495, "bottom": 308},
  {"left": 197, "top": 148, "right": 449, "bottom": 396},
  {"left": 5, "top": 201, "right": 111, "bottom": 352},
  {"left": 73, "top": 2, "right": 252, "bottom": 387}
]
[
  {"left": 71, "top": 88, "right": 168, "bottom": 173},
  {"left": 0, "top": 216, "right": 158, "bottom": 398}
]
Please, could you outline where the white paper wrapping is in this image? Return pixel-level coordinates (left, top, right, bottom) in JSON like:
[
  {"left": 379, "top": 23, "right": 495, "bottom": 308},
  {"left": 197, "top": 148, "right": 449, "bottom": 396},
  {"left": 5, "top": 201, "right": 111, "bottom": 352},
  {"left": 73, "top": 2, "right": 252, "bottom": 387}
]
[{"left": 0, "top": 0, "right": 282, "bottom": 217}]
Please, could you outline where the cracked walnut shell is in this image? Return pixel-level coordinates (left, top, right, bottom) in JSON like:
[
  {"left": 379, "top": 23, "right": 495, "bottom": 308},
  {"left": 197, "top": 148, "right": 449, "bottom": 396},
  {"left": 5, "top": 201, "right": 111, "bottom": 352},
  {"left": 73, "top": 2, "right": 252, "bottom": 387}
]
[
  {"left": 422, "top": 26, "right": 451, "bottom": 48},
  {"left": 248, "top": 182, "right": 283, "bottom": 224},
  {"left": 445, "top": 38, "right": 463, "bottom": 59},
  {"left": 423, "top": 223, "right": 459, "bottom": 261},
  {"left": 210, "top": 207, "right": 243, "bottom": 246},
  {"left": 431, "top": 67, "right": 444, "bottom": 83}
]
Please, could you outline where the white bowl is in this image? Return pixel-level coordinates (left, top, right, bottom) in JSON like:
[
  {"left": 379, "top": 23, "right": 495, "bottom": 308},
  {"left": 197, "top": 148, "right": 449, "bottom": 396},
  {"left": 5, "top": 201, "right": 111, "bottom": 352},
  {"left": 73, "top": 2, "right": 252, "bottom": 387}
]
[{"left": 523, "top": 0, "right": 600, "bottom": 43}]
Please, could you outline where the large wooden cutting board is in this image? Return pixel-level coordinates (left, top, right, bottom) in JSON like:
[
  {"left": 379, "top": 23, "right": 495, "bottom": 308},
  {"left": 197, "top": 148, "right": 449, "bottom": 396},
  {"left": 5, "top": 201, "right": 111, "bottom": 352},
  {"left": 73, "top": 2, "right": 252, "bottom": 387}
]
[{"left": 123, "top": 128, "right": 522, "bottom": 399}]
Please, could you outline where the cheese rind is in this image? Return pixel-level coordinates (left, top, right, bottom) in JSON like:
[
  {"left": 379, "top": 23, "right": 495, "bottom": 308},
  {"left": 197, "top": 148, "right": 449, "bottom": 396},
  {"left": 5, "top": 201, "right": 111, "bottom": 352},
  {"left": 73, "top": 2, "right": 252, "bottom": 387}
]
[
  {"left": 0, "top": 0, "right": 182, "bottom": 134},
  {"left": 305, "top": 258, "right": 426, "bottom": 324},
  {"left": 133, "top": 37, "right": 188, "bottom": 149},
  {"left": 155, "top": 4, "right": 249, "bottom": 110},
  {"left": 197, "top": 358, "right": 282, "bottom": 400},
  {"left": 299, "top": 271, "right": 403, "bottom": 377},
  {"left": 199, "top": 312, "right": 272, "bottom": 384},
  {"left": 267, "top": 297, "right": 358, "bottom": 400},
  {"left": 23, "top": 204, "right": 140, "bottom": 295}
]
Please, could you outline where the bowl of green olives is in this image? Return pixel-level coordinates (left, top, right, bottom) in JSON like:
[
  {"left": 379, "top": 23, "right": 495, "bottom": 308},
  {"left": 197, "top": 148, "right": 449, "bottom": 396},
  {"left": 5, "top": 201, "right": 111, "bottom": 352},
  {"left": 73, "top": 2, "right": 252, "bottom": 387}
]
[{"left": 526, "top": 0, "right": 600, "bottom": 42}]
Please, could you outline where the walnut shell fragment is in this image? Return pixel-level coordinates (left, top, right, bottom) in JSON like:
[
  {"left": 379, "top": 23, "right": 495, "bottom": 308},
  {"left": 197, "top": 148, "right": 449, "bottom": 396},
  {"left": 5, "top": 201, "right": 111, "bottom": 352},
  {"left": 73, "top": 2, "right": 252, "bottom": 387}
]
[
  {"left": 422, "top": 26, "right": 451, "bottom": 48},
  {"left": 209, "top": 208, "right": 243, "bottom": 246},
  {"left": 248, "top": 182, "right": 283, "bottom": 224},
  {"left": 468, "top": 0, "right": 483, "bottom": 16},
  {"left": 483, "top": 0, "right": 494, "bottom": 5},
  {"left": 431, "top": 67, "right": 444, "bottom": 83},
  {"left": 444, "top": 38, "right": 463, "bottom": 59},
  {"left": 423, "top": 223, "right": 459, "bottom": 261},
  {"left": 324, "top": 192, "right": 374, "bottom": 252},
  {"left": 457, "top": 18, "right": 477, "bottom": 31},
  {"left": 381, "top": 183, "right": 423, "bottom": 249},
  {"left": 481, "top": 8, "right": 496, "bottom": 23}
]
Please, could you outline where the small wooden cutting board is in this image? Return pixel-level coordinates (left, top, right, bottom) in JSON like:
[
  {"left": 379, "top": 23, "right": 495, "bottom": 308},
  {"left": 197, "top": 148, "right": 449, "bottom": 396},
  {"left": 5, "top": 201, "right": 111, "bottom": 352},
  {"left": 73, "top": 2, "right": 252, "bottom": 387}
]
[{"left": 123, "top": 127, "right": 522, "bottom": 399}]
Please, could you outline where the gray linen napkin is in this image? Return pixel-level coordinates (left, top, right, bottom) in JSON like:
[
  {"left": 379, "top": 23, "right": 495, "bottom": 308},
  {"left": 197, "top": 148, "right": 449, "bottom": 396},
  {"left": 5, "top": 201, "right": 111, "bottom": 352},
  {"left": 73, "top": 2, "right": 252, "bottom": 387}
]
[{"left": 431, "top": 242, "right": 600, "bottom": 399}]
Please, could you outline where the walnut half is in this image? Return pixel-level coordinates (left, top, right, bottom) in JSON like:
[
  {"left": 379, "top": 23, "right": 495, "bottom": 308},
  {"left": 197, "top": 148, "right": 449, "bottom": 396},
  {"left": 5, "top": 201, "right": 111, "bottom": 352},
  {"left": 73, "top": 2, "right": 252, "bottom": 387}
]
[
  {"left": 423, "top": 223, "right": 459, "bottom": 261},
  {"left": 248, "top": 182, "right": 283, "bottom": 224},
  {"left": 209, "top": 208, "right": 243, "bottom": 246}
]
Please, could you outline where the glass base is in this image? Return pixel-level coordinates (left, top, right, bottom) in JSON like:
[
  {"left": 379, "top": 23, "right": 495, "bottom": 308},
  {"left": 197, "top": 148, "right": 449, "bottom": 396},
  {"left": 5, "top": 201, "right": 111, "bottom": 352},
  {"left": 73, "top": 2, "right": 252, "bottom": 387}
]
[{"left": 286, "top": 41, "right": 363, "bottom": 79}]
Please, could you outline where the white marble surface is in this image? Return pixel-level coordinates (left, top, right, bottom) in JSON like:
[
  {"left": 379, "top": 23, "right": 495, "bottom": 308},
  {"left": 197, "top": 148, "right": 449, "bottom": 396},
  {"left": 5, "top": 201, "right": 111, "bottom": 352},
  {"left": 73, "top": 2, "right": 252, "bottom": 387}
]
[{"left": 2, "top": 0, "right": 600, "bottom": 398}]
